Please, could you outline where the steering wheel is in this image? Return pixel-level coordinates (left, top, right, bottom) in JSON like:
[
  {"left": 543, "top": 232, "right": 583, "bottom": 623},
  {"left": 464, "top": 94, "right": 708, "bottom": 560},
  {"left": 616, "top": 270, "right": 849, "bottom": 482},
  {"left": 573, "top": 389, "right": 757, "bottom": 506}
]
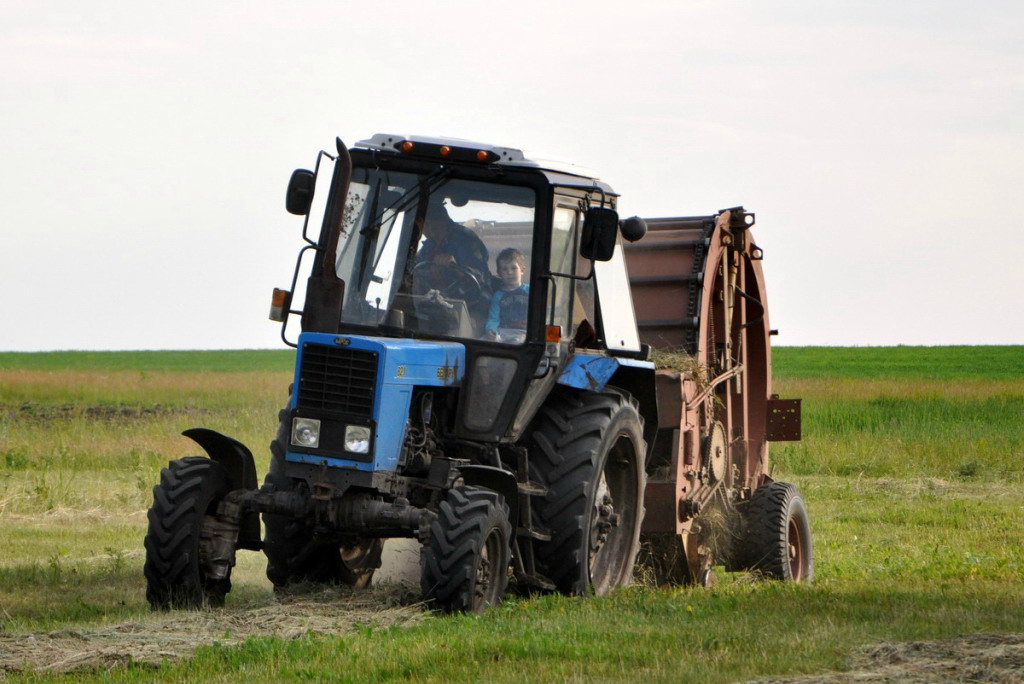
[{"left": 412, "top": 261, "right": 485, "bottom": 303}]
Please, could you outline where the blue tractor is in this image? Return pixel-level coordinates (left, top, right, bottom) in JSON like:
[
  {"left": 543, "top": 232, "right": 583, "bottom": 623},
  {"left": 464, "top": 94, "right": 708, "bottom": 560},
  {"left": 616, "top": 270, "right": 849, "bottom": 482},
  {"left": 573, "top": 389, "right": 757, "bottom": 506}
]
[{"left": 143, "top": 134, "right": 809, "bottom": 613}]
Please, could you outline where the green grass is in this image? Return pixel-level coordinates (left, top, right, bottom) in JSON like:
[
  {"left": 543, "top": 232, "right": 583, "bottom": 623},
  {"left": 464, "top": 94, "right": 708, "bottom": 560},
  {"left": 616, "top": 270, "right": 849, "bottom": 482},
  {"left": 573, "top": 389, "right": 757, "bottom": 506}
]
[
  {"left": 0, "top": 350, "right": 295, "bottom": 373},
  {"left": 14, "top": 579, "right": 1024, "bottom": 682},
  {"left": 772, "top": 386, "right": 1023, "bottom": 482},
  {"left": 0, "top": 368, "right": 288, "bottom": 479},
  {"left": 105, "top": 582, "right": 1021, "bottom": 683},
  {"left": 1, "top": 347, "right": 1022, "bottom": 681},
  {"left": 769, "top": 349, "right": 1024, "bottom": 483},
  {"left": 773, "top": 345, "right": 1024, "bottom": 379}
]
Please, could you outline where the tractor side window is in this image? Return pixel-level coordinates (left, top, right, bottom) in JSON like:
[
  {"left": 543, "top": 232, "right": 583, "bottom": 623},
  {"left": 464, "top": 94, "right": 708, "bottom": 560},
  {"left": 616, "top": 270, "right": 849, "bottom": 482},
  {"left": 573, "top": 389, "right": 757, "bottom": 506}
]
[
  {"left": 594, "top": 242, "right": 642, "bottom": 353},
  {"left": 548, "top": 206, "right": 579, "bottom": 340}
]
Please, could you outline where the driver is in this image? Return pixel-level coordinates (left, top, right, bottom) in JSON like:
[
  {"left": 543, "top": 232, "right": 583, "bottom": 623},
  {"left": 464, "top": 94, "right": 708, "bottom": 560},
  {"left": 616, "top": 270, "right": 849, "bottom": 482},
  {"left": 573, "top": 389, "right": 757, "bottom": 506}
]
[
  {"left": 415, "top": 197, "right": 490, "bottom": 282},
  {"left": 410, "top": 196, "right": 492, "bottom": 332}
]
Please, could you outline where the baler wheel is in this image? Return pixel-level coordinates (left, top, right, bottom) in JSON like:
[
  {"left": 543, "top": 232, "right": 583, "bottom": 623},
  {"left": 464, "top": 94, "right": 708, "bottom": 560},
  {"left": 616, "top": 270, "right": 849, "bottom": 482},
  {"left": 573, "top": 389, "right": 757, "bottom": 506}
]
[
  {"left": 739, "top": 481, "right": 813, "bottom": 582},
  {"left": 144, "top": 457, "right": 233, "bottom": 609},
  {"left": 421, "top": 486, "right": 512, "bottom": 613},
  {"left": 528, "top": 389, "right": 646, "bottom": 595}
]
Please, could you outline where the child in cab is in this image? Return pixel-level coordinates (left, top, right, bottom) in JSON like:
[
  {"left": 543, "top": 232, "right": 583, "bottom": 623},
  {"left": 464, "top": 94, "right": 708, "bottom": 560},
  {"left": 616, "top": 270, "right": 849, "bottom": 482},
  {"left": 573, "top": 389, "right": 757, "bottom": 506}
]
[{"left": 485, "top": 248, "right": 529, "bottom": 343}]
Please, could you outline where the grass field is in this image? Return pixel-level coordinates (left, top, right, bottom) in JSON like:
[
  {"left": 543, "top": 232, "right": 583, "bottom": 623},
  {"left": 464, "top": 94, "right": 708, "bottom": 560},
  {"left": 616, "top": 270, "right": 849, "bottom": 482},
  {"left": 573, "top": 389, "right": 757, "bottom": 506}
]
[{"left": 0, "top": 346, "right": 1021, "bottom": 681}]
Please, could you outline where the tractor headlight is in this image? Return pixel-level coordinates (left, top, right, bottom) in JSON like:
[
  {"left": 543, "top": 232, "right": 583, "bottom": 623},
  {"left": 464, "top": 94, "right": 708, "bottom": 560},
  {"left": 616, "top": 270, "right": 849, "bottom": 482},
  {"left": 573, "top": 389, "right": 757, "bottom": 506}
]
[
  {"left": 291, "top": 417, "right": 321, "bottom": 448},
  {"left": 344, "top": 425, "right": 371, "bottom": 454}
]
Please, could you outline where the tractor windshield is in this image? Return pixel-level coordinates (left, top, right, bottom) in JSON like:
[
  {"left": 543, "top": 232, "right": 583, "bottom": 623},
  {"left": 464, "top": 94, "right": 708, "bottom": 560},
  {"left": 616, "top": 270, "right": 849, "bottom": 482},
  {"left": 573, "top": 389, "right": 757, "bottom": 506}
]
[{"left": 332, "top": 168, "right": 536, "bottom": 344}]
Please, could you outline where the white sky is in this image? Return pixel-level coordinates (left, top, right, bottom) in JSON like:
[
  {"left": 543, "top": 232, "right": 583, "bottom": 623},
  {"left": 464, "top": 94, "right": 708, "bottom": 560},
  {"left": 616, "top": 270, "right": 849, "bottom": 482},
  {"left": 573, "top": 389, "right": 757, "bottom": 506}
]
[{"left": 2, "top": 0, "right": 1022, "bottom": 351}]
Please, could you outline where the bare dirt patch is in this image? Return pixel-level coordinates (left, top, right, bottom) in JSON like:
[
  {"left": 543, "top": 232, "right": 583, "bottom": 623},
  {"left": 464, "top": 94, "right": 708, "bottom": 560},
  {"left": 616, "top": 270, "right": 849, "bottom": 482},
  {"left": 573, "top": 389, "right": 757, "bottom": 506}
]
[
  {"left": 753, "top": 632, "right": 1024, "bottom": 683},
  {"left": 1, "top": 403, "right": 209, "bottom": 422},
  {"left": 0, "top": 583, "right": 426, "bottom": 674}
]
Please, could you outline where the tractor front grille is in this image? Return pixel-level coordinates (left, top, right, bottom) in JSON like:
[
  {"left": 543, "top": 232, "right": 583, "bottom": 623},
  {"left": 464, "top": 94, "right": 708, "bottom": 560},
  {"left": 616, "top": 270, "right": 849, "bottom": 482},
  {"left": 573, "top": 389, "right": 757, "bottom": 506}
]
[{"left": 296, "top": 343, "right": 378, "bottom": 419}]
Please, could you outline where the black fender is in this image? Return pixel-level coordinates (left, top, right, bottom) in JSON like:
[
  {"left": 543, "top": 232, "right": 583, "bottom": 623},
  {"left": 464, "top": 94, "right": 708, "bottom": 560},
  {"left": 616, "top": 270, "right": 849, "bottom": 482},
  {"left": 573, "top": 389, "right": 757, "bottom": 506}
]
[
  {"left": 183, "top": 428, "right": 259, "bottom": 490},
  {"left": 457, "top": 465, "right": 518, "bottom": 529},
  {"left": 182, "top": 428, "right": 262, "bottom": 550},
  {"left": 608, "top": 364, "right": 659, "bottom": 463}
]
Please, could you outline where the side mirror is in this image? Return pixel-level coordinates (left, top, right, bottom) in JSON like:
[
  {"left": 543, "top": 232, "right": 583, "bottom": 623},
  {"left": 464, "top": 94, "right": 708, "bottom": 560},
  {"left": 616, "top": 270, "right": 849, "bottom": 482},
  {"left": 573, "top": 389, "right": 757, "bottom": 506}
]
[
  {"left": 580, "top": 207, "right": 619, "bottom": 262},
  {"left": 286, "top": 169, "right": 315, "bottom": 216},
  {"left": 620, "top": 216, "right": 647, "bottom": 242}
]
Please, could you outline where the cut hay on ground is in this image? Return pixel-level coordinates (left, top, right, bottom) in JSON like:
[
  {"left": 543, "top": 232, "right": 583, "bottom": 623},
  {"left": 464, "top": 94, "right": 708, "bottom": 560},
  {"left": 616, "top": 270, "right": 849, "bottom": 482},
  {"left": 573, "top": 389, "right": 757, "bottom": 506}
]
[{"left": 0, "top": 583, "right": 425, "bottom": 674}]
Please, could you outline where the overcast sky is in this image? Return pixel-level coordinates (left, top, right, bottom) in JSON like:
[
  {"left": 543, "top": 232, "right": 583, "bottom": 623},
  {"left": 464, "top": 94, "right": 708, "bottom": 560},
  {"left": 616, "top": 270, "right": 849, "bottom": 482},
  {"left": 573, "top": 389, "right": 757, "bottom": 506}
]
[{"left": 2, "top": 0, "right": 1021, "bottom": 351}]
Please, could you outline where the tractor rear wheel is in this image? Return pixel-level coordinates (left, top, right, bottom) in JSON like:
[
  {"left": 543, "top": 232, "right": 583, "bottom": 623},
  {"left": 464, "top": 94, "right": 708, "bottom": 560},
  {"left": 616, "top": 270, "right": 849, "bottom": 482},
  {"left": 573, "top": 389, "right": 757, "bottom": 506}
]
[
  {"left": 421, "top": 486, "right": 512, "bottom": 613},
  {"left": 528, "top": 388, "right": 646, "bottom": 595},
  {"left": 739, "top": 481, "right": 813, "bottom": 582},
  {"left": 263, "top": 437, "right": 382, "bottom": 590},
  {"left": 144, "top": 457, "right": 233, "bottom": 609}
]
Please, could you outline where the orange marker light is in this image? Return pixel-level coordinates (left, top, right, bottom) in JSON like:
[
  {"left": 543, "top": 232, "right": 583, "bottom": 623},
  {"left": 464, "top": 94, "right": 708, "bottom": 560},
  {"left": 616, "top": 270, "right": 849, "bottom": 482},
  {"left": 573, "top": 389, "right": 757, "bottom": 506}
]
[
  {"left": 439, "top": 145, "right": 451, "bottom": 157},
  {"left": 476, "top": 150, "right": 488, "bottom": 162},
  {"left": 269, "top": 288, "right": 291, "bottom": 322},
  {"left": 401, "top": 141, "right": 415, "bottom": 153},
  {"left": 546, "top": 325, "right": 562, "bottom": 343}
]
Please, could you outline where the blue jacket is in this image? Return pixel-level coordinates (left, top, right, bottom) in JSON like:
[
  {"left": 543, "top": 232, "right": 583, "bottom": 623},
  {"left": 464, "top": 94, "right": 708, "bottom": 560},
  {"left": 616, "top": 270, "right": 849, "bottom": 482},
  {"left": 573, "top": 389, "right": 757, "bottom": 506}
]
[{"left": 486, "top": 284, "right": 530, "bottom": 332}]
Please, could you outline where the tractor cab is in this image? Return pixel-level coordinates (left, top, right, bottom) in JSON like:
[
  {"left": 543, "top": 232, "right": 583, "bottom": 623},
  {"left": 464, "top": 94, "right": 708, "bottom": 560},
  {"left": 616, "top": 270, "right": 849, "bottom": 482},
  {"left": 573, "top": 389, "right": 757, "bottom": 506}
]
[{"left": 273, "top": 135, "right": 648, "bottom": 445}]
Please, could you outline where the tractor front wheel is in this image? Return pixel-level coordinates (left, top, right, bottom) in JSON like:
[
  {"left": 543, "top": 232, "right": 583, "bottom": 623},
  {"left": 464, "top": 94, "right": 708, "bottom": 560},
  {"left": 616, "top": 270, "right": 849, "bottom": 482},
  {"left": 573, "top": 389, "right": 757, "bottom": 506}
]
[
  {"left": 421, "top": 486, "right": 512, "bottom": 613},
  {"left": 144, "top": 457, "right": 233, "bottom": 609}
]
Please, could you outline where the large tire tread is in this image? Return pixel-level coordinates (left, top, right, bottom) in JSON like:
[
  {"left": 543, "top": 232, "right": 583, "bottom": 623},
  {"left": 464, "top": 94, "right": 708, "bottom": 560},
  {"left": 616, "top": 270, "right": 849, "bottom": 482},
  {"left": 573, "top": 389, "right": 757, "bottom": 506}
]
[
  {"left": 739, "top": 481, "right": 813, "bottom": 582},
  {"left": 144, "top": 457, "right": 231, "bottom": 609},
  {"left": 527, "top": 388, "right": 646, "bottom": 595},
  {"left": 421, "top": 486, "right": 512, "bottom": 613}
]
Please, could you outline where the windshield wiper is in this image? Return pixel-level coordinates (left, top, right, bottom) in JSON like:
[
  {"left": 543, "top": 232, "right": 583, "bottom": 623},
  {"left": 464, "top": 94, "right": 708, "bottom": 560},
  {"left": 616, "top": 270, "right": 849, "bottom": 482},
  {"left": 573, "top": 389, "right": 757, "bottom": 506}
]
[
  {"left": 350, "top": 168, "right": 454, "bottom": 310},
  {"left": 360, "top": 167, "right": 452, "bottom": 236}
]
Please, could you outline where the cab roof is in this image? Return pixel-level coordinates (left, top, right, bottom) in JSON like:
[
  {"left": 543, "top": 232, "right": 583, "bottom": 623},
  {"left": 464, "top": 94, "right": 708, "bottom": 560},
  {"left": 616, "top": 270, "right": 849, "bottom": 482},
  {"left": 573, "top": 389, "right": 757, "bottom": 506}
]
[{"left": 355, "top": 133, "right": 610, "bottom": 191}]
